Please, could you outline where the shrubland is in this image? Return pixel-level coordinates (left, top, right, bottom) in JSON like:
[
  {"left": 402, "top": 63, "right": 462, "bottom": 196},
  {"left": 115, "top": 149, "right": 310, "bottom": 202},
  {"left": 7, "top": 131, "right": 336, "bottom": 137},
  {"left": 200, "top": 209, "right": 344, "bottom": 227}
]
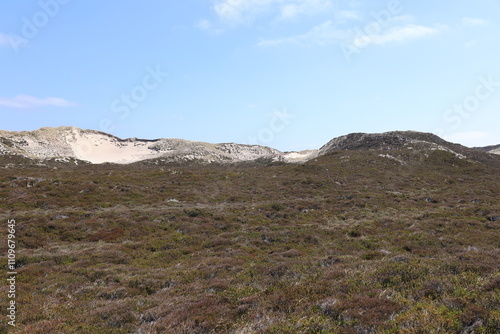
[{"left": 0, "top": 149, "right": 499, "bottom": 333}]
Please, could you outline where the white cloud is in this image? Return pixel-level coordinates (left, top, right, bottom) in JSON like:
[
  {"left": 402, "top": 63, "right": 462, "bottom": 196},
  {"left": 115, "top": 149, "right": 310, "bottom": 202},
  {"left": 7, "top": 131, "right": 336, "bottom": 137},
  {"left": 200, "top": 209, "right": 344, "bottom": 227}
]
[
  {"left": 390, "top": 15, "right": 415, "bottom": 24},
  {"left": 214, "top": 0, "right": 275, "bottom": 23},
  {"left": 462, "top": 17, "right": 488, "bottom": 26},
  {"left": 335, "top": 10, "right": 361, "bottom": 22},
  {"left": 278, "top": 0, "right": 334, "bottom": 20},
  {"left": 213, "top": 0, "right": 337, "bottom": 24},
  {"left": 352, "top": 24, "right": 446, "bottom": 48},
  {"left": 0, "top": 95, "right": 77, "bottom": 109},
  {"left": 258, "top": 20, "right": 348, "bottom": 46},
  {"left": 258, "top": 20, "right": 445, "bottom": 48}
]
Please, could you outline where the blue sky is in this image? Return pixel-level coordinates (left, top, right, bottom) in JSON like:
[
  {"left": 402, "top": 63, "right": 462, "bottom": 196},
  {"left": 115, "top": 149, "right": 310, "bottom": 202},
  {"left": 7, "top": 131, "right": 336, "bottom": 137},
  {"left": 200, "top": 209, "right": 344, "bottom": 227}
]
[{"left": 1, "top": 0, "right": 499, "bottom": 151}]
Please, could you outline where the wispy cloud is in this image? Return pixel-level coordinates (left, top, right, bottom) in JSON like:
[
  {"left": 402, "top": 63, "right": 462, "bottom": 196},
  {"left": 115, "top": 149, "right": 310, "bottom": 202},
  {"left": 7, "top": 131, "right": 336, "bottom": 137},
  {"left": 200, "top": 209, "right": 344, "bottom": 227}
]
[
  {"left": 214, "top": 0, "right": 276, "bottom": 23},
  {"left": 278, "top": 0, "right": 335, "bottom": 20},
  {"left": 212, "top": 0, "right": 339, "bottom": 24},
  {"left": 0, "top": 95, "right": 78, "bottom": 109},
  {"left": 353, "top": 24, "right": 446, "bottom": 47},
  {"left": 462, "top": 17, "right": 488, "bottom": 26},
  {"left": 258, "top": 20, "right": 347, "bottom": 46},
  {"left": 335, "top": 10, "right": 361, "bottom": 23},
  {"left": 258, "top": 19, "right": 445, "bottom": 48},
  {"left": 201, "top": 0, "right": 361, "bottom": 34}
]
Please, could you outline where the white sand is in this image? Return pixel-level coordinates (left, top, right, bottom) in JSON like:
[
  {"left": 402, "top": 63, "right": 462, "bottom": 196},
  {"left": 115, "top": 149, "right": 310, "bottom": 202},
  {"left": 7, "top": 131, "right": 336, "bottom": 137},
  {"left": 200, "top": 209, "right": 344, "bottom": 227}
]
[{"left": 0, "top": 127, "right": 315, "bottom": 164}]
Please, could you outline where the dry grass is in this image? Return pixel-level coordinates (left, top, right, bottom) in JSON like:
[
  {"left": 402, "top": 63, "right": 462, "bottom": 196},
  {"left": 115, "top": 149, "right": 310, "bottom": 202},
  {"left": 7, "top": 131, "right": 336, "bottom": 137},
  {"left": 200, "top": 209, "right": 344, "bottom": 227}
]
[{"left": 0, "top": 149, "right": 499, "bottom": 333}]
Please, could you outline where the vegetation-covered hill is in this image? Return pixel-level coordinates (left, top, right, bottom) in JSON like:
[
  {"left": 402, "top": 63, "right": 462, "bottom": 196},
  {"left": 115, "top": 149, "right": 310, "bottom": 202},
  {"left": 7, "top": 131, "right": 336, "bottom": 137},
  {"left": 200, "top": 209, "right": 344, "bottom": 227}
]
[{"left": 0, "top": 145, "right": 499, "bottom": 333}]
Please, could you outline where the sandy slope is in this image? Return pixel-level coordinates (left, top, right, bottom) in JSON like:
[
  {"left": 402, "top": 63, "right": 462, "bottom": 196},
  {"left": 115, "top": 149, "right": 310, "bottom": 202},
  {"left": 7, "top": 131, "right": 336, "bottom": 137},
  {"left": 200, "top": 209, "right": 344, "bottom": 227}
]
[
  {"left": 1, "top": 127, "right": 497, "bottom": 164},
  {"left": 0, "top": 127, "right": 313, "bottom": 164}
]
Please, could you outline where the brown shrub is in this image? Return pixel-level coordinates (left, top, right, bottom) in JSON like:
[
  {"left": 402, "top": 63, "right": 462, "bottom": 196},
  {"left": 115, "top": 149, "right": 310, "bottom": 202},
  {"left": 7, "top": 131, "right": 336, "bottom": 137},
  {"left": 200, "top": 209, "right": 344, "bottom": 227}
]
[
  {"left": 24, "top": 320, "right": 65, "bottom": 334},
  {"left": 483, "top": 276, "right": 500, "bottom": 292},
  {"left": 94, "top": 301, "right": 137, "bottom": 329},
  {"left": 460, "top": 304, "right": 489, "bottom": 327},
  {"left": 88, "top": 228, "right": 124, "bottom": 242},
  {"left": 152, "top": 294, "right": 237, "bottom": 333},
  {"left": 336, "top": 296, "right": 402, "bottom": 327}
]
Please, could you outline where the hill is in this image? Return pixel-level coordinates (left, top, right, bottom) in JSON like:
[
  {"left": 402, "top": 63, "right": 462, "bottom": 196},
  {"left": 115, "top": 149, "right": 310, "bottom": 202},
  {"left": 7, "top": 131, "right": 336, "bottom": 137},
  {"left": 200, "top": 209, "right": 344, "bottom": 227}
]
[
  {"left": 0, "top": 129, "right": 499, "bottom": 333},
  {"left": 1, "top": 127, "right": 498, "bottom": 166},
  {"left": 476, "top": 144, "right": 500, "bottom": 155},
  {"left": 0, "top": 127, "right": 297, "bottom": 164}
]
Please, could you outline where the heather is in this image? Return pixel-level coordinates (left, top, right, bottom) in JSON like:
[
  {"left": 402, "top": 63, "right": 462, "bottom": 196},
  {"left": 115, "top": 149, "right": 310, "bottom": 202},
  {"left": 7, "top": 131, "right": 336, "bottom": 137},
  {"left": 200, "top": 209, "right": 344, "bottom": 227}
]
[{"left": 0, "top": 148, "right": 499, "bottom": 333}]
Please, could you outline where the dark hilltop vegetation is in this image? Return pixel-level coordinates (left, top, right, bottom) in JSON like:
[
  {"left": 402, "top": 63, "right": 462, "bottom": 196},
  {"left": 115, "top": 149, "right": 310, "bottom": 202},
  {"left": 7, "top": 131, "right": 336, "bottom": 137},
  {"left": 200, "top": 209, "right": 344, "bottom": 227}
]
[{"left": 0, "top": 131, "right": 499, "bottom": 333}]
